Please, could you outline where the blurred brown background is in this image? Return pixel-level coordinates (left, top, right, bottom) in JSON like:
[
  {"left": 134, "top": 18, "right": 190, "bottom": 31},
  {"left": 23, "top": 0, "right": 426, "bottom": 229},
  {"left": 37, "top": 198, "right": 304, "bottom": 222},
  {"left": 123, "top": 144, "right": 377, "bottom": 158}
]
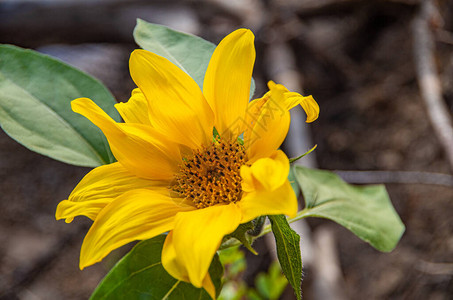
[{"left": 1, "top": 0, "right": 453, "bottom": 299}]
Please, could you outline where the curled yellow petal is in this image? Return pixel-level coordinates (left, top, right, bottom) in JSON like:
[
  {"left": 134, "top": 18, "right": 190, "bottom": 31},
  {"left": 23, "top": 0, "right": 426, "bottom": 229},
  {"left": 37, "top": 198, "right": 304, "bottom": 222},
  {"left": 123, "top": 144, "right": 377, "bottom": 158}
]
[
  {"left": 245, "top": 81, "right": 319, "bottom": 162},
  {"left": 267, "top": 81, "right": 319, "bottom": 122},
  {"left": 299, "top": 94, "right": 319, "bottom": 123}
]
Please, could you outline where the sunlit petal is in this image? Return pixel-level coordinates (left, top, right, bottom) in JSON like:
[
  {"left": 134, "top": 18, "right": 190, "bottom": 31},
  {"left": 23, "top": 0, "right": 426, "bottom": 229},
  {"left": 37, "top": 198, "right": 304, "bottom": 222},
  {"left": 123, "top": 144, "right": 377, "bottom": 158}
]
[
  {"left": 299, "top": 94, "right": 319, "bottom": 123},
  {"left": 161, "top": 232, "right": 216, "bottom": 299},
  {"left": 161, "top": 231, "right": 189, "bottom": 283},
  {"left": 114, "top": 88, "right": 151, "bottom": 125},
  {"left": 241, "top": 150, "right": 289, "bottom": 192},
  {"left": 239, "top": 180, "right": 297, "bottom": 223},
  {"left": 203, "top": 29, "right": 255, "bottom": 140},
  {"left": 55, "top": 162, "right": 167, "bottom": 223},
  {"left": 72, "top": 98, "right": 181, "bottom": 180},
  {"left": 246, "top": 104, "right": 290, "bottom": 163},
  {"left": 80, "top": 189, "right": 195, "bottom": 269},
  {"left": 267, "top": 81, "right": 319, "bottom": 122},
  {"left": 130, "top": 50, "right": 214, "bottom": 149},
  {"left": 162, "top": 204, "right": 241, "bottom": 288},
  {"left": 245, "top": 82, "right": 319, "bottom": 162}
]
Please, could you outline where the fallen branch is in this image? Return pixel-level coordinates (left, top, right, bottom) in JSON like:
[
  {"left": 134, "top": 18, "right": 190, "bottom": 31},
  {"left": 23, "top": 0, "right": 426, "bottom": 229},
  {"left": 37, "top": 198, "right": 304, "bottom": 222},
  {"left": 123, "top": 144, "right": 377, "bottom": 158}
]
[
  {"left": 416, "top": 260, "right": 453, "bottom": 275},
  {"left": 334, "top": 170, "right": 453, "bottom": 187},
  {"left": 412, "top": 0, "right": 453, "bottom": 172},
  {"left": 312, "top": 226, "right": 347, "bottom": 300}
]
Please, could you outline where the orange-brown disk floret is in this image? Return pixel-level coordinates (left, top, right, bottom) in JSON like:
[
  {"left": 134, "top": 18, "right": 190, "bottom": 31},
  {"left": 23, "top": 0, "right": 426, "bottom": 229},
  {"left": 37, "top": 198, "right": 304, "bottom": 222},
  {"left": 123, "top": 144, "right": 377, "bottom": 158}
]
[{"left": 173, "top": 137, "right": 248, "bottom": 209}]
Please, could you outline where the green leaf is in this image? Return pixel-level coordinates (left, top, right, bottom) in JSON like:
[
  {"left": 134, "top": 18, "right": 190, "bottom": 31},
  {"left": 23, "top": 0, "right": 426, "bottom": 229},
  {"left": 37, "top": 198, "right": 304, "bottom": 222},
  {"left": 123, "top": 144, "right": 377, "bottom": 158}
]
[
  {"left": 133, "top": 19, "right": 255, "bottom": 98},
  {"left": 268, "top": 215, "right": 302, "bottom": 300},
  {"left": 91, "top": 235, "right": 223, "bottom": 300},
  {"left": 293, "top": 166, "right": 405, "bottom": 252},
  {"left": 0, "top": 45, "right": 120, "bottom": 167}
]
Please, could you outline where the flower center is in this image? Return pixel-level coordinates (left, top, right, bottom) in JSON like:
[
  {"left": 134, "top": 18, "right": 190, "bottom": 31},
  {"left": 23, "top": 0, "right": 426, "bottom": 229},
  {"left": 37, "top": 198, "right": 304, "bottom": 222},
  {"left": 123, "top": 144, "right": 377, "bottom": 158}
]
[{"left": 173, "top": 137, "right": 247, "bottom": 209}]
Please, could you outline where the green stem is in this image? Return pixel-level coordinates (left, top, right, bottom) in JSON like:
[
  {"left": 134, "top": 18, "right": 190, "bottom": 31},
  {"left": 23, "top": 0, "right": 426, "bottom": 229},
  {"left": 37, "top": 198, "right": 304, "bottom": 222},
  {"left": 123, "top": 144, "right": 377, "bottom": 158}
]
[{"left": 288, "top": 145, "right": 317, "bottom": 163}]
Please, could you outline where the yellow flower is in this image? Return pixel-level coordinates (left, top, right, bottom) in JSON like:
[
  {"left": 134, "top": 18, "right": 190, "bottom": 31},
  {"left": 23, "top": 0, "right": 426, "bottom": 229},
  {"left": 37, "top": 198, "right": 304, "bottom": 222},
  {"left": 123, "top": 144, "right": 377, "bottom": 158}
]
[{"left": 55, "top": 29, "right": 319, "bottom": 298}]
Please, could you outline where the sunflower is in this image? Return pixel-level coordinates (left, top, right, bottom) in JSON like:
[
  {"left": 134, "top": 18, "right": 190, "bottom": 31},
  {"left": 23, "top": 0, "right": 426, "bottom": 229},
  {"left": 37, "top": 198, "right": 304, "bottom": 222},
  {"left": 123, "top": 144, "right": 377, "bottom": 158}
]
[{"left": 56, "top": 28, "right": 319, "bottom": 298}]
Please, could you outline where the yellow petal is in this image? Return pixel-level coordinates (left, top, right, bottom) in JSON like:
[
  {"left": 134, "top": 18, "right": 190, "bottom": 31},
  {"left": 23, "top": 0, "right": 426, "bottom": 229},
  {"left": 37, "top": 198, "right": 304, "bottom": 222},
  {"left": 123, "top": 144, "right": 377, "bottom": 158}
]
[
  {"left": 244, "top": 82, "right": 319, "bottom": 162},
  {"left": 56, "top": 199, "right": 108, "bottom": 224},
  {"left": 129, "top": 50, "right": 214, "bottom": 149},
  {"left": 201, "top": 274, "right": 216, "bottom": 300},
  {"left": 162, "top": 232, "right": 216, "bottom": 299},
  {"left": 243, "top": 83, "right": 287, "bottom": 141},
  {"left": 299, "top": 95, "right": 319, "bottom": 123},
  {"left": 114, "top": 88, "right": 151, "bottom": 125},
  {"left": 243, "top": 97, "right": 266, "bottom": 133},
  {"left": 239, "top": 180, "right": 298, "bottom": 223},
  {"left": 80, "top": 189, "right": 195, "bottom": 269},
  {"left": 240, "top": 150, "right": 289, "bottom": 192},
  {"left": 55, "top": 162, "right": 165, "bottom": 223},
  {"left": 162, "top": 231, "right": 190, "bottom": 282},
  {"left": 203, "top": 29, "right": 255, "bottom": 140},
  {"left": 72, "top": 98, "right": 181, "bottom": 180},
  {"left": 239, "top": 150, "right": 295, "bottom": 223},
  {"left": 245, "top": 102, "right": 290, "bottom": 163},
  {"left": 238, "top": 164, "right": 256, "bottom": 193},
  {"left": 162, "top": 204, "right": 241, "bottom": 288},
  {"left": 267, "top": 81, "right": 319, "bottom": 122}
]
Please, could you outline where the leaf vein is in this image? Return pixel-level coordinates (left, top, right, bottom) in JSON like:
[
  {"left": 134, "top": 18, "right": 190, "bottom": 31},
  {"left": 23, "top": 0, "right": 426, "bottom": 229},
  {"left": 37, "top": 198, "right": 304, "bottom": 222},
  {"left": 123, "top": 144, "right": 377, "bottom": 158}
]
[
  {"left": 99, "top": 262, "right": 162, "bottom": 299},
  {"left": 162, "top": 280, "right": 181, "bottom": 300}
]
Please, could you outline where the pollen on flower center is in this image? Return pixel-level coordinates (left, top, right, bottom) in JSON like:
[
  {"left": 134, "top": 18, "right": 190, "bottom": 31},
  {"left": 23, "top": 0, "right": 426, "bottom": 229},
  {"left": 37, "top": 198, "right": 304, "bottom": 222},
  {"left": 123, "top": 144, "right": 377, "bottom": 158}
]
[{"left": 173, "top": 137, "right": 247, "bottom": 209}]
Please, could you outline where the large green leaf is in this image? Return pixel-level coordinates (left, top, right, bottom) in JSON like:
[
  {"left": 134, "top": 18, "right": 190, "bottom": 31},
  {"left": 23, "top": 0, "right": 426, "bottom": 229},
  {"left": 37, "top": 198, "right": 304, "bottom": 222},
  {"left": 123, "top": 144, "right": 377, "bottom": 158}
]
[
  {"left": 268, "top": 215, "right": 302, "bottom": 300},
  {"left": 133, "top": 19, "right": 255, "bottom": 98},
  {"left": 0, "top": 45, "right": 120, "bottom": 167},
  {"left": 294, "top": 166, "right": 405, "bottom": 252},
  {"left": 91, "top": 235, "right": 224, "bottom": 300}
]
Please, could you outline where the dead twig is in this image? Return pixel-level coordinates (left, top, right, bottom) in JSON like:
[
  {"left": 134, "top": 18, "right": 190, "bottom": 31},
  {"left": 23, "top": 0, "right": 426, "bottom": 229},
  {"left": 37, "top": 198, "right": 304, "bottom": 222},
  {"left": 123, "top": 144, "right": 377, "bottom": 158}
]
[
  {"left": 285, "top": 0, "right": 419, "bottom": 19},
  {"left": 416, "top": 260, "right": 453, "bottom": 275},
  {"left": 412, "top": 0, "right": 453, "bottom": 173},
  {"left": 335, "top": 170, "right": 453, "bottom": 187}
]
